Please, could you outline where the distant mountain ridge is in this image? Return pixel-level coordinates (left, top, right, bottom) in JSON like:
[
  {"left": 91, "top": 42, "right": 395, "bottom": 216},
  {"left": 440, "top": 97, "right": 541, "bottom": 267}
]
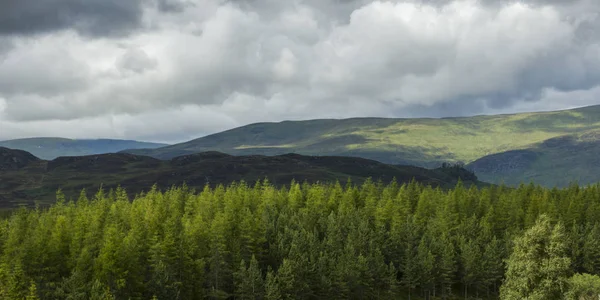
[
  {"left": 122, "top": 105, "right": 600, "bottom": 187},
  {"left": 0, "top": 137, "right": 168, "bottom": 160},
  {"left": 0, "top": 147, "right": 483, "bottom": 209}
]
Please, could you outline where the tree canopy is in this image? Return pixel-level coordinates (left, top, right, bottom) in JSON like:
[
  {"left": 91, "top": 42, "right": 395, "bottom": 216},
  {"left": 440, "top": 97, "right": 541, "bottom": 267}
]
[{"left": 1, "top": 180, "right": 600, "bottom": 299}]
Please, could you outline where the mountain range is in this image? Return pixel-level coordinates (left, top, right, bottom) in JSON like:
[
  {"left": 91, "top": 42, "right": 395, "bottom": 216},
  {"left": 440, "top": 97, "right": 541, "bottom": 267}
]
[
  {"left": 0, "top": 138, "right": 167, "bottom": 160},
  {"left": 0, "top": 147, "right": 481, "bottom": 209},
  {"left": 3, "top": 105, "right": 599, "bottom": 188},
  {"left": 122, "top": 105, "right": 600, "bottom": 187}
]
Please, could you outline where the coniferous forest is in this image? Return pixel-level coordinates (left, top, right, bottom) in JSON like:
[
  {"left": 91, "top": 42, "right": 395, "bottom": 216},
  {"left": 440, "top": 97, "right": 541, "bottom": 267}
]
[{"left": 2, "top": 180, "right": 600, "bottom": 299}]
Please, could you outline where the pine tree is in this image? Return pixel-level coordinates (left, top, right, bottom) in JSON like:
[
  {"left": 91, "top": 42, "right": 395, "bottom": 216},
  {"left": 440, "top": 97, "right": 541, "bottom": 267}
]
[
  {"left": 277, "top": 259, "right": 296, "bottom": 300},
  {"left": 385, "top": 262, "right": 400, "bottom": 300},
  {"left": 583, "top": 223, "right": 600, "bottom": 275},
  {"left": 265, "top": 268, "right": 281, "bottom": 300},
  {"left": 481, "top": 236, "right": 504, "bottom": 296},
  {"left": 400, "top": 216, "right": 420, "bottom": 300},
  {"left": 235, "top": 256, "right": 264, "bottom": 299},
  {"left": 417, "top": 237, "right": 435, "bottom": 299},
  {"left": 436, "top": 233, "right": 456, "bottom": 300},
  {"left": 208, "top": 213, "right": 231, "bottom": 299},
  {"left": 459, "top": 236, "right": 482, "bottom": 300}
]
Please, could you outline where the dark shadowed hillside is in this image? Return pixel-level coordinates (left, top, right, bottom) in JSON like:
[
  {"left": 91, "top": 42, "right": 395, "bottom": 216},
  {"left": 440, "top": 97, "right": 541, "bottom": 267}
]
[
  {"left": 0, "top": 147, "right": 485, "bottom": 209},
  {"left": 468, "top": 130, "right": 600, "bottom": 187},
  {"left": 0, "top": 147, "right": 41, "bottom": 170}
]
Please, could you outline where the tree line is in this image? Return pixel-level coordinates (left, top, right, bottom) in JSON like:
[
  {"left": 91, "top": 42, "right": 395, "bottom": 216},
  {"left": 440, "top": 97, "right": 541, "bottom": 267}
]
[{"left": 1, "top": 179, "right": 600, "bottom": 299}]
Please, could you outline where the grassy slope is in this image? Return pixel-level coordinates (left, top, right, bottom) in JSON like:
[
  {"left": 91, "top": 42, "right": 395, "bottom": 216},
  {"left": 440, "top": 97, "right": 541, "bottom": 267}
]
[
  {"left": 0, "top": 149, "right": 484, "bottom": 209},
  {"left": 124, "top": 105, "right": 600, "bottom": 186},
  {"left": 0, "top": 138, "right": 168, "bottom": 160}
]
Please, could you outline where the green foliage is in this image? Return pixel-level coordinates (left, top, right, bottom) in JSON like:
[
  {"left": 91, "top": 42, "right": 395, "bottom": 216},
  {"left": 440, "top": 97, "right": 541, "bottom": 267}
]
[
  {"left": 264, "top": 268, "right": 281, "bottom": 300},
  {"left": 500, "top": 215, "right": 572, "bottom": 300},
  {"left": 234, "top": 256, "right": 264, "bottom": 299},
  {"left": 1, "top": 180, "right": 600, "bottom": 298},
  {"left": 566, "top": 273, "right": 600, "bottom": 300}
]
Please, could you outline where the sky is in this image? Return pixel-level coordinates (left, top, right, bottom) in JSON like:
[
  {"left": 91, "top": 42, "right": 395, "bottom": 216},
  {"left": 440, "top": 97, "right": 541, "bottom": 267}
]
[{"left": 0, "top": 0, "right": 599, "bottom": 143}]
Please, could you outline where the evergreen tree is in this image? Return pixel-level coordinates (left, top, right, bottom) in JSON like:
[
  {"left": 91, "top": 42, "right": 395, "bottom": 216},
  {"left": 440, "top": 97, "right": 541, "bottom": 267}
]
[
  {"left": 385, "top": 262, "right": 400, "bottom": 300},
  {"left": 459, "top": 237, "right": 482, "bottom": 299},
  {"left": 277, "top": 259, "right": 296, "bottom": 300},
  {"left": 417, "top": 237, "right": 435, "bottom": 299},
  {"left": 1, "top": 180, "right": 600, "bottom": 299},
  {"left": 265, "top": 268, "right": 281, "bottom": 300},
  {"left": 235, "top": 256, "right": 264, "bottom": 300},
  {"left": 400, "top": 216, "right": 420, "bottom": 300},
  {"left": 582, "top": 223, "right": 600, "bottom": 275}
]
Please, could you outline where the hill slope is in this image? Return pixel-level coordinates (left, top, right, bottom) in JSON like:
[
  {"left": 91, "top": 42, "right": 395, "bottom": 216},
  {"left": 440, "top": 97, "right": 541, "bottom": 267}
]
[
  {"left": 0, "top": 138, "right": 167, "bottom": 160},
  {"left": 0, "top": 148, "right": 483, "bottom": 209},
  {"left": 123, "top": 105, "right": 600, "bottom": 187},
  {"left": 468, "top": 130, "right": 600, "bottom": 187}
]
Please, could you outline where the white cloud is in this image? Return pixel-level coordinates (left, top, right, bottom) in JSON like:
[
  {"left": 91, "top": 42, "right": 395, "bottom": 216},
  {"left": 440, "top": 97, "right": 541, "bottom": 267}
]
[{"left": 1, "top": 0, "right": 600, "bottom": 142}]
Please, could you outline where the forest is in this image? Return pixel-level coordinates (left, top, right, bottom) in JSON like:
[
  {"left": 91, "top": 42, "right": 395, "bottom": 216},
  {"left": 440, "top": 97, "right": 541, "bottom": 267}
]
[{"left": 1, "top": 179, "right": 600, "bottom": 299}]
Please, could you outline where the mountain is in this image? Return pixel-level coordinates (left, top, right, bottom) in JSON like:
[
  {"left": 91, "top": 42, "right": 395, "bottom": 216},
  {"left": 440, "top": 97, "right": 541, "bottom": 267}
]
[
  {"left": 0, "top": 147, "right": 41, "bottom": 171},
  {"left": 122, "top": 105, "right": 600, "bottom": 187},
  {"left": 0, "top": 147, "right": 483, "bottom": 209},
  {"left": 467, "top": 130, "right": 600, "bottom": 187},
  {"left": 0, "top": 138, "right": 168, "bottom": 160}
]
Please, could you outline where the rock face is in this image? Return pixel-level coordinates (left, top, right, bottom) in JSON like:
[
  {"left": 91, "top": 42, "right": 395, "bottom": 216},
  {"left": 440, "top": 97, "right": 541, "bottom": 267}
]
[{"left": 0, "top": 147, "right": 41, "bottom": 170}]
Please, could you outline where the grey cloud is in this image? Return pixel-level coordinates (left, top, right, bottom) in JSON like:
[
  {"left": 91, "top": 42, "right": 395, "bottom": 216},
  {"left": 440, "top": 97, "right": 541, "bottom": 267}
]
[
  {"left": 0, "top": 38, "right": 13, "bottom": 61},
  {"left": 0, "top": 0, "right": 187, "bottom": 37},
  {"left": 2, "top": 0, "right": 600, "bottom": 142},
  {"left": 157, "top": 0, "right": 194, "bottom": 12},
  {"left": 0, "top": 38, "right": 90, "bottom": 99},
  {"left": 0, "top": 38, "right": 12, "bottom": 52},
  {"left": 117, "top": 48, "right": 158, "bottom": 73}
]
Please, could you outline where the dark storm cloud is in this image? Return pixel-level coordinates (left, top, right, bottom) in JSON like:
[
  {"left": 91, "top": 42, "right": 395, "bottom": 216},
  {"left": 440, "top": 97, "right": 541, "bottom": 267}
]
[
  {"left": 0, "top": 0, "right": 188, "bottom": 37},
  {"left": 157, "top": 0, "right": 194, "bottom": 12}
]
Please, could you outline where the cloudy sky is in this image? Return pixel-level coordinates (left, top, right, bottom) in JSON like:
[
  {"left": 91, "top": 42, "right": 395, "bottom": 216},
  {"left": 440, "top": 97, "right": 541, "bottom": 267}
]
[{"left": 0, "top": 0, "right": 599, "bottom": 143}]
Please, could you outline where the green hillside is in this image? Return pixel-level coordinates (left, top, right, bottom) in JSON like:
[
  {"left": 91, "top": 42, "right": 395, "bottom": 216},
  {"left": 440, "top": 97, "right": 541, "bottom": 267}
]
[
  {"left": 0, "top": 137, "right": 167, "bottom": 160},
  {"left": 124, "top": 105, "right": 600, "bottom": 187}
]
